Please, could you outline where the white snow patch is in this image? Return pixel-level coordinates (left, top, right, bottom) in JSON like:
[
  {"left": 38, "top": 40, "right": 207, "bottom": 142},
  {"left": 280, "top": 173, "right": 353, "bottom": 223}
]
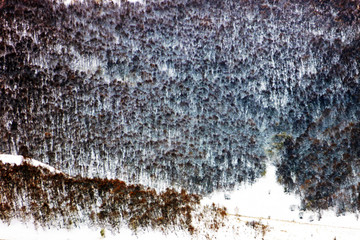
[
  {"left": 61, "top": 0, "right": 144, "bottom": 6},
  {"left": 0, "top": 154, "right": 23, "bottom": 165},
  {"left": 0, "top": 154, "right": 62, "bottom": 174},
  {"left": 0, "top": 220, "right": 192, "bottom": 240},
  {"left": 202, "top": 163, "right": 360, "bottom": 239},
  {"left": 202, "top": 164, "right": 301, "bottom": 220}
]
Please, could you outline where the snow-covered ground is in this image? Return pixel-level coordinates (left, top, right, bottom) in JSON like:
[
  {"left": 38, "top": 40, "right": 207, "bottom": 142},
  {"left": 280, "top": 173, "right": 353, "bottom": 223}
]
[
  {"left": 0, "top": 154, "right": 62, "bottom": 174},
  {"left": 0, "top": 220, "right": 192, "bottom": 240},
  {"left": 61, "top": 0, "right": 144, "bottom": 6},
  {"left": 202, "top": 163, "right": 360, "bottom": 239},
  {"left": 202, "top": 164, "right": 301, "bottom": 221},
  {"left": 1, "top": 154, "right": 359, "bottom": 240}
]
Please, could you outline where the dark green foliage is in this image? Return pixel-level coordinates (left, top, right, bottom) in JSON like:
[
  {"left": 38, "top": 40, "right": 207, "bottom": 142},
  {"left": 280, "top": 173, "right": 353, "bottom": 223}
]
[
  {"left": 0, "top": 0, "right": 270, "bottom": 194},
  {"left": 0, "top": 0, "right": 359, "bottom": 213},
  {"left": 277, "top": 120, "right": 360, "bottom": 213}
]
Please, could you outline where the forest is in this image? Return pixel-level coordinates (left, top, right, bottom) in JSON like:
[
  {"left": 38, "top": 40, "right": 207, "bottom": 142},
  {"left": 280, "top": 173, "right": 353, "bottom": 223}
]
[{"left": 0, "top": 0, "right": 359, "bottom": 223}]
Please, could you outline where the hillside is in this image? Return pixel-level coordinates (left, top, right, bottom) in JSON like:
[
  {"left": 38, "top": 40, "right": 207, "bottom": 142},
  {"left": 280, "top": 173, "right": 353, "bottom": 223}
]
[{"left": 0, "top": 0, "right": 359, "bottom": 237}]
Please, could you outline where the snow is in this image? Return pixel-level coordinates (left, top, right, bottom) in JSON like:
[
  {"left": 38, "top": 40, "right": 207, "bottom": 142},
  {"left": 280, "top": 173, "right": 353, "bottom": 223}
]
[
  {"left": 0, "top": 220, "right": 190, "bottom": 240},
  {"left": 0, "top": 154, "right": 62, "bottom": 174},
  {"left": 202, "top": 164, "right": 301, "bottom": 220},
  {"left": 1, "top": 154, "right": 359, "bottom": 240},
  {"left": 0, "top": 154, "right": 23, "bottom": 165},
  {"left": 61, "top": 0, "right": 144, "bottom": 6},
  {"left": 202, "top": 162, "right": 360, "bottom": 240}
]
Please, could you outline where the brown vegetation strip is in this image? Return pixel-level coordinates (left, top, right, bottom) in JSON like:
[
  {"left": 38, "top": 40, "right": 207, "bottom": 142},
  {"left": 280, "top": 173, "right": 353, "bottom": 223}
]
[{"left": 0, "top": 161, "right": 200, "bottom": 233}]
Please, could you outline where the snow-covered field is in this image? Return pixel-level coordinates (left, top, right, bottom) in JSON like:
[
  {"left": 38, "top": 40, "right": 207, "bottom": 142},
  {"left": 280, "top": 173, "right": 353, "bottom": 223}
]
[
  {"left": 0, "top": 220, "right": 191, "bottom": 240},
  {"left": 1, "top": 154, "right": 359, "bottom": 240},
  {"left": 202, "top": 163, "right": 360, "bottom": 240}
]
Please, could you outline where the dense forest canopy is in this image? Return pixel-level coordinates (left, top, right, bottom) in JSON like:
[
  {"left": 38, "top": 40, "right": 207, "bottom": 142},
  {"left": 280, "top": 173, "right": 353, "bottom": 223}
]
[{"left": 0, "top": 0, "right": 359, "bottom": 214}]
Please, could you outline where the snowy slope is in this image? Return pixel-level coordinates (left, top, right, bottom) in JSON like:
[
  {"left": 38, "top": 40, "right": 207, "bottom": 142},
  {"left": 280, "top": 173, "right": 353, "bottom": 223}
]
[
  {"left": 1, "top": 0, "right": 360, "bottom": 239},
  {"left": 1, "top": 154, "right": 359, "bottom": 240},
  {"left": 203, "top": 162, "right": 360, "bottom": 240},
  {"left": 0, "top": 154, "right": 62, "bottom": 174}
]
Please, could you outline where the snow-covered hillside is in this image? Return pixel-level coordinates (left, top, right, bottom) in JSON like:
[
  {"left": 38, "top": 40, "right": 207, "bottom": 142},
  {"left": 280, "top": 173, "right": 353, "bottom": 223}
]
[
  {"left": 204, "top": 162, "right": 360, "bottom": 240},
  {"left": 1, "top": 0, "right": 360, "bottom": 238},
  {"left": 0, "top": 154, "right": 62, "bottom": 174},
  {"left": 1, "top": 0, "right": 359, "bottom": 199},
  {"left": 1, "top": 154, "right": 359, "bottom": 240}
]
